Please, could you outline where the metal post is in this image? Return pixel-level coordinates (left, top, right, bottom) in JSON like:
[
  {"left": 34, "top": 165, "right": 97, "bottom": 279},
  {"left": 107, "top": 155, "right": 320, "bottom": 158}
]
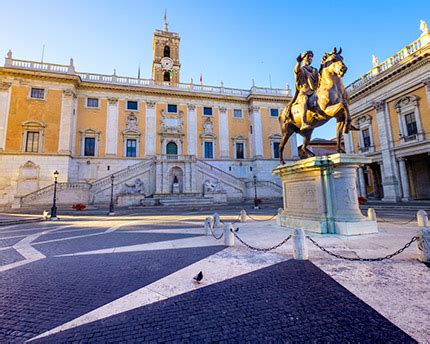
[
  {"left": 253, "top": 174, "right": 258, "bottom": 209},
  {"left": 108, "top": 174, "right": 115, "bottom": 216},
  {"left": 50, "top": 170, "right": 59, "bottom": 220}
]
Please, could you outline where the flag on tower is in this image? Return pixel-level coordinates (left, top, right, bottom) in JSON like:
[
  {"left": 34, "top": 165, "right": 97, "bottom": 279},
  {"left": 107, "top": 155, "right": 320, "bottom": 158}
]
[
  {"left": 137, "top": 63, "right": 141, "bottom": 79},
  {"left": 200, "top": 73, "right": 203, "bottom": 85}
]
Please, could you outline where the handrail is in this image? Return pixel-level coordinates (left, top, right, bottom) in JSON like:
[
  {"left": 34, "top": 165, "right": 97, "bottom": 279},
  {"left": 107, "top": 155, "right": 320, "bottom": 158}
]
[
  {"left": 20, "top": 182, "right": 90, "bottom": 203},
  {"left": 196, "top": 160, "right": 246, "bottom": 188}
]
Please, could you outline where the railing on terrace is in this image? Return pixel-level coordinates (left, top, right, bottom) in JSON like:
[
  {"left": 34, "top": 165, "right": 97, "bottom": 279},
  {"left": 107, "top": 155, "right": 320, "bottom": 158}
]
[
  {"left": 158, "top": 154, "right": 196, "bottom": 161},
  {"left": 4, "top": 53, "right": 290, "bottom": 97},
  {"left": 346, "top": 31, "right": 429, "bottom": 93}
]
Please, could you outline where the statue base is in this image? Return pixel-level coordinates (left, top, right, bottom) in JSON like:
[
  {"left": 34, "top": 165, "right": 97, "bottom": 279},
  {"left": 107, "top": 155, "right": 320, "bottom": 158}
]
[
  {"left": 117, "top": 193, "right": 145, "bottom": 207},
  {"left": 272, "top": 154, "right": 378, "bottom": 236}
]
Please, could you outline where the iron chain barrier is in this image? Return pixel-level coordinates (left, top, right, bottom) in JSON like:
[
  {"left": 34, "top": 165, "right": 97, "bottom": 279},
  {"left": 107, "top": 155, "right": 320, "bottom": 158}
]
[
  {"left": 377, "top": 216, "right": 417, "bottom": 225},
  {"left": 246, "top": 212, "right": 278, "bottom": 222},
  {"left": 306, "top": 235, "right": 418, "bottom": 262},
  {"left": 209, "top": 222, "right": 224, "bottom": 240},
  {"left": 231, "top": 227, "right": 292, "bottom": 252}
]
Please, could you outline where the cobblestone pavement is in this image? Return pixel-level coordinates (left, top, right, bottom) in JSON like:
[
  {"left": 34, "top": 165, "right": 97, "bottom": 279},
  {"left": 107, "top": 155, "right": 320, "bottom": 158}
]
[
  {"left": 39, "top": 260, "right": 415, "bottom": 343},
  {"left": 0, "top": 212, "right": 425, "bottom": 342}
]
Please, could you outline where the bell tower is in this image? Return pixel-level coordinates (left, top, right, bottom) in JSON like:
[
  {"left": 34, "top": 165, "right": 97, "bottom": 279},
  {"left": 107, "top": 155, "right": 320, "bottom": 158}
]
[{"left": 152, "top": 12, "right": 181, "bottom": 83}]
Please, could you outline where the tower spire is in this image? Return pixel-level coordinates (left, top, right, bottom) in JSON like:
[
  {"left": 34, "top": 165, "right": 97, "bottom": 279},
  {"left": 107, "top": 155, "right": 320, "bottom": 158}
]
[{"left": 164, "top": 9, "right": 168, "bottom": 31}]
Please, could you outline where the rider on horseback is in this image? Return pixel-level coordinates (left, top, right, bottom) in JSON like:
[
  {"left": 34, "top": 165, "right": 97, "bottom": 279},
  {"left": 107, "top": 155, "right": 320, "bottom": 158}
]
[{"left": 295, "top": 51, "right": 319, "bottom": 131}]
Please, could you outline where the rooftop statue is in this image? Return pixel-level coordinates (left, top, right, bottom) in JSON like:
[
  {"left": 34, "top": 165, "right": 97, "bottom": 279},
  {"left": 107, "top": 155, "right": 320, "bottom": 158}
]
[{"left": 278, "top": 47, "right": 357, "bottom": 164}]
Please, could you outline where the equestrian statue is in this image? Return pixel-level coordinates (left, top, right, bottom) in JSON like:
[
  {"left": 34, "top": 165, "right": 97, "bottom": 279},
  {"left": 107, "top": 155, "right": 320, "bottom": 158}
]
[{"left": 278, "top": 48, "right": 357, "bottom": 164}]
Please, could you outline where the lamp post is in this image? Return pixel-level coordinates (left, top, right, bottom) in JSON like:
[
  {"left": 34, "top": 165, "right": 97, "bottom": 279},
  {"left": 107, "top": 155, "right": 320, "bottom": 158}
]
[
  {"left": 253, "top": 174, "right": 259, "bottom": 209},
  {"left": 108, "top": 174, "right": 115, "bottom": 216},
  {"left": 50, "top": 170, "right": 59, "bottom": 220}
]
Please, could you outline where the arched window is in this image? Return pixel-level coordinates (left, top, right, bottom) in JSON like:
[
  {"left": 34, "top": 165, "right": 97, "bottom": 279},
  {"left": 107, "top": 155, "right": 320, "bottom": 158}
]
[
  {"left": 164, "top": 45, "right": 170, "bottom": 57},
  {"left": 166, "top": 141, "right": 178, "bottom": 155},
  {"left": 164, "top": 71, "right": 170, "bottom": 82}
]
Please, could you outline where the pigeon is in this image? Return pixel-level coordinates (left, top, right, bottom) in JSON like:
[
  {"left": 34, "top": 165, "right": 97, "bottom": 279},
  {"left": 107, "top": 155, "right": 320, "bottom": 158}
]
[{"left": 193, "top": 271, "right": 203, "bottom": 283}]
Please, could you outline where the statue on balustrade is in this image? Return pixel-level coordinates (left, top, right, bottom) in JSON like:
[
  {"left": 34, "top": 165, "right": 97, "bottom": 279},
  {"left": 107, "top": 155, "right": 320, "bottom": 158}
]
[{"left": 278, "top": 48, "right": 358, "bottom": 164}]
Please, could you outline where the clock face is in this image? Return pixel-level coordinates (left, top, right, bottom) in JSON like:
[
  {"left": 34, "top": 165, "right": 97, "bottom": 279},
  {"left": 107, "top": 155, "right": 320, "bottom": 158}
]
[{"left": 161, "top": 57, "right": 174, "bottom": 71}]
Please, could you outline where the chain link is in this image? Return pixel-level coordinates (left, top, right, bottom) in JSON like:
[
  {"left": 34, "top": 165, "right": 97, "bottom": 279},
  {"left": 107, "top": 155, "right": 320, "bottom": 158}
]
[
  {"left": 209, "top": 222, "right": 224, "bottom": 240},
  {"left": 246, "top": 212, "right": 278, "bottom": 222},
  {"left": 377, "top": 216, "right": 416, "bottom": 225},
  {"left": 306, "top": 235, "right": 418, "bottom": 261},
  {"left": 231, "top": 228, "right": 292, "bottom": 252}
]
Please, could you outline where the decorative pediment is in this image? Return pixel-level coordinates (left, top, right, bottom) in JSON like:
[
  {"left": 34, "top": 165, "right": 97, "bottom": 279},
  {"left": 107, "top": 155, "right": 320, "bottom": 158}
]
[
  {"left": 232, "top": 135, "right": 247, "bottom": 142},
  {"left": 354, "top": 114, "right": 372, "bottom": 126},
  {"left": 21, "top": 120, "right": 47, "bottom": 129},
  {"left": 268, "top": 134, "right": 282, "bottom": 140},
  {"left": 122, "top": 128, "right": 141, "bottom": 136},
  {"left": 394, "top": 95, "right": 419, "bottom": 110},
  {"left": 80, "top": 128, "right": 101, "bottom": 136}
]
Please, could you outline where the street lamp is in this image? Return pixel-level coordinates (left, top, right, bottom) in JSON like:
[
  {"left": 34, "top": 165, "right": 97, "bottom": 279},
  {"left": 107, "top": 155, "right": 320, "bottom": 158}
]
[
  {"left": 253, "top": 174, "right": 259, "bottom": 209},
  {"left": 50, "top": 170, "right": 60, "bottom": 220},
  {"left": 108, "top": 174, "right": 115, "bottom": 216}
]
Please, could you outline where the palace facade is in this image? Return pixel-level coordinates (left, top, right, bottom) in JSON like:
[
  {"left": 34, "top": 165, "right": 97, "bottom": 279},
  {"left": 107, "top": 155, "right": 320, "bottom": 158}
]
[
  {"left": 345, "top": 22, "right": 430, "bottom": 201},
  {"left": 0, "top": 22, "right": 295, "bottom": 207}
]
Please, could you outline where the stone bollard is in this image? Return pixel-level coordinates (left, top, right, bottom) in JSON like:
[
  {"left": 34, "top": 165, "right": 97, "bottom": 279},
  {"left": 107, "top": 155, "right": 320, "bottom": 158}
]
[
  {"left": 367, "top": 208, "right": 377, "bottom": 221},
  {"left": 42, "top": 210, "right": 49, "bottom": 220},
  {"left": 224, "top": 223, "right": 235, "bottom": 247},
  {"left": 204, "top": 217, "right": 212, "bottom": 236},
  {"left": 276, "top": 208, "right": 283, "bottom": 226},
  {"left": 213, "top": 213, "right": 221, "bottom": 228},
  {"left": 239, "top": 209, "right": 247, "bottom": 223},
  {"left": 416, "top": 210, "right": 430, "bottom": 263},
  {"left": 293, "top": 228, "right": 308, "bottom": 260}
]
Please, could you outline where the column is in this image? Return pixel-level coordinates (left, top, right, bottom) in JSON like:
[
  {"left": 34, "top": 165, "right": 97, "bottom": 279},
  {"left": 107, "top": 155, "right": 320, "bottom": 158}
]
[
  {"left": 145, "top": 101, "right": 157, "bottom": 156},
  {"left": 105, "top": 97, "right": 119, "bottom": 156},
  {"left": 343, "top": 132, "right": 354, "bottom": 153},
  {"left": 218, "top": 106, "right": 229, "bottom": 158},
  {"left": 0, "top": 82, "right": 12, "bottom": 152},
  {"left": 358, "top": 166, "right": 367, "bottom": 197},
  {"left": 187, "top": 103, "right": 197, "bottom": 156},
  {"left": 249, "top": 105, "right": 263, "bottom": 158},
  {"left": 58, "top": 89, "right": 77, "bottom": 154},
  {"left": 374, "top": 100, "right": 401, "bottom": 201},
  {"left": 398, "top": 158, "right": 411, "bottom": 200},
  {"left": 289, "top": 133, "right": 299, "bottom": 158},
  {"left": 424, "top": 78, "right": 430, "bottom": 107}
]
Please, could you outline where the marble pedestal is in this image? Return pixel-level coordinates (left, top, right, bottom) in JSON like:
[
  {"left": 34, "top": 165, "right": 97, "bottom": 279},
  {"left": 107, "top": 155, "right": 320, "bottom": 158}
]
[
  {"left": 273, "top": 154, "right": 378, "bottom": 236},
  {"left": 117, "top": 193, "right": 145, "bottom": 207}
]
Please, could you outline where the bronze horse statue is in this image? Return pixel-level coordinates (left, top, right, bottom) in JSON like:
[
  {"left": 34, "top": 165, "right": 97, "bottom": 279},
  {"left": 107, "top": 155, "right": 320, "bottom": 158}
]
[{"left": 278, "top": 48, "right": 355, "bottom": 164}]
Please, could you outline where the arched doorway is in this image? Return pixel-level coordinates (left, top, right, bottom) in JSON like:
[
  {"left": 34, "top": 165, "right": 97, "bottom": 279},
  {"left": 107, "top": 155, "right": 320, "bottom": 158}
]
[{"left": 166, "top": 141, "right": 178, "bottom": 155}]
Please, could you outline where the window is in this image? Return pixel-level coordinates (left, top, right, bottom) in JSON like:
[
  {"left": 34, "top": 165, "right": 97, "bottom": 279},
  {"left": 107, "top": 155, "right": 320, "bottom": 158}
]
[
  {"left": 126, "top": 139, "right": 137, "bottom": 157},
  {"left": 405, "top": 113, "right": 418, "bottom": 136},
  {"left": 203, "top": 107, "right": 213, "bottom": 116},
  {"left": 166, "top": 141, "right": 178, "bottom": 155},
  {"left": 236, "top": 142, "right": 244, "bottom": 159},
  {"left": 164, "top": 71, "right": 170, "bottom": 82},
  {"left": 30, "top": 88, "right": 45, "bottom": 99},
  {"left": 164, "top": 45, "right": 170, "bottom": 58},
  {"left": 87, "top": 98, "right": 99, "bottom": 108},
  {"left": 250, "top": 125, "right": 253, "bottom": 134},
  {"left": 84, "top": 137, "right": 96, "bottom": 156},
  {"left": 167, "top": 104, "right": 177, "bottom": 113},
  {"left": 204, "top": 142, "right": 213, "bottom": 159},
  {"left": 233, "top": 109, "right": 243, "bottom": 118},
  {"left": 362, "top": 128, "right": 371, "bottom": 148},
  {"left": 273, "top": 142, "right": 280, "bottom": 159},
  {"left": 25, "top": 131, "right": 40, "bottom": 152},
  {"left": 127, "top": 101, "right": 138, "bottom": 111},
  {"left": 270, "top": 108, "right": 279, "bottom": 117}
]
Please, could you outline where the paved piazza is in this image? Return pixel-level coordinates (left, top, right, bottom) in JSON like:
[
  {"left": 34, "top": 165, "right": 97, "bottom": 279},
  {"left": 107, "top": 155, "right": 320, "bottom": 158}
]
[{"left": 0, "top": 208, "right": 429, "bottom": 342}]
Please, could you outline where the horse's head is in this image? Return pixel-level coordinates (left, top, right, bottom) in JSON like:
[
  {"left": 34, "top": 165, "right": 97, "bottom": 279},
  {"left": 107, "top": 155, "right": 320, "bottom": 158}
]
[{"left": 320, "top": 47, "right": 347, "bottom": 78}]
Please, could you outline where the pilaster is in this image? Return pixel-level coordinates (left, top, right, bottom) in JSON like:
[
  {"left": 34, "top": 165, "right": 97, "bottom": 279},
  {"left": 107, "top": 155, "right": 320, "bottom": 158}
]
[
  {"left": 187, "top": 103, "right": 197, "bottom": 156},
  {"left": 398, "top": 158, "right": 411, "bottom": 201},
  {"left": 218, "top": 106, "right": 229, "bottom": 158},
  {"left": 249, "top": 105, "right": 263, "bottom": 158},
  {"left": 58, "top": 89, "right": 77, "bottom": 154},
  {"left": 106, "top": 97, "right": 119, "bottom": 156},
  {"left": 145, "top": 101, "right": 157, "bottom": 156},
  {"left": 358, "top": 166, "right": 367, "bottom": 197},
  {"left": 374, "top": 100, "right": 401, "bottom": 201},
  {"left": 0, "top": 82, "right": 12, "bottom": 152}
]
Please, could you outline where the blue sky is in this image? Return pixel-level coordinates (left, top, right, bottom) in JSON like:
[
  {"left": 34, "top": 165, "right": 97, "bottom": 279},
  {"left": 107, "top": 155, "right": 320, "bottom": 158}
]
[{"left": 1, "top": 0, "right": 428, "bottom": 138}]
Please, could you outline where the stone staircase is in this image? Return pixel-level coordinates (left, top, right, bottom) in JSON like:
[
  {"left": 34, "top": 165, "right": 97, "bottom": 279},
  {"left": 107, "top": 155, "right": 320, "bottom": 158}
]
[{"left": 153, "top": 193, "right": 216, "bottom": 207}]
